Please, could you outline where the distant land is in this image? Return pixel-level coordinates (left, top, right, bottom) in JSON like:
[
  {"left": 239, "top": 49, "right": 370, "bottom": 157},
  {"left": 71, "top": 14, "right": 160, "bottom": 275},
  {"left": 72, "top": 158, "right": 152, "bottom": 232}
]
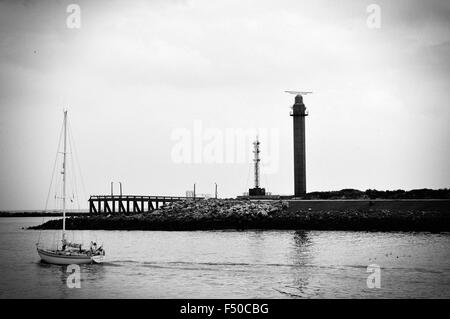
[{"left": 0, "top": 210, "right": 88, "bottom": 217}]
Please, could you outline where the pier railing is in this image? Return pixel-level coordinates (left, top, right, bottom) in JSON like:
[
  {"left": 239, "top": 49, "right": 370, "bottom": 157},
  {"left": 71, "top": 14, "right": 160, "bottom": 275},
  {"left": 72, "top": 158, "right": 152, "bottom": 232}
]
[{"left": 88, "top": 195, "right": 204, "bottom": 214}]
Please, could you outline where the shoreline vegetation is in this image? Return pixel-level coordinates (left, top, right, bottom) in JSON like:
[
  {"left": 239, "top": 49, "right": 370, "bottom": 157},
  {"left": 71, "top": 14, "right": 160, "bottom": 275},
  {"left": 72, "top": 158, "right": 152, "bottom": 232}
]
[
  {"left": 28, "top": 196, "right": 450, "bottom": 232},
  {"left": 303, "top": 188, "right": 450, "bottom": 200}
]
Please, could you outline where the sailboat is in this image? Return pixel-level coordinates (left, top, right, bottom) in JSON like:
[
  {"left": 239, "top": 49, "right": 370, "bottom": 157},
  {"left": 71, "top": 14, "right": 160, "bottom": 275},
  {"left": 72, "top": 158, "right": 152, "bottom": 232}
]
[{"left": 36, "top": 110, "right": 105, "bottom": 265}]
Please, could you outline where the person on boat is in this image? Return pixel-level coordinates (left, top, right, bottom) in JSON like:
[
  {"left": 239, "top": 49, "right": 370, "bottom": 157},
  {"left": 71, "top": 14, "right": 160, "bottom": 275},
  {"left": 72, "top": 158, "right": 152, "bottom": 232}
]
[{"left": 90, "top": 241, "right": 97, "bottom": 253}]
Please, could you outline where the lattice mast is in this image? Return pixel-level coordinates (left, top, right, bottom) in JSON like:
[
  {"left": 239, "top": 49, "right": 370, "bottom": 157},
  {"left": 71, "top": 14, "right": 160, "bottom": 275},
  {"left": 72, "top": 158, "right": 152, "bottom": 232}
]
[{"left": 253, "top": 137, "right": 261, "bottom": 188}]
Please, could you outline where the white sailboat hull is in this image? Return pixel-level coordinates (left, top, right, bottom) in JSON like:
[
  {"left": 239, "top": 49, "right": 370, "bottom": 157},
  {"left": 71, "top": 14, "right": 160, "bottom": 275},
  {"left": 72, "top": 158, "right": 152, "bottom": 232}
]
[{"left": 37, "top": 248, "right": 104, "bottom": 265}]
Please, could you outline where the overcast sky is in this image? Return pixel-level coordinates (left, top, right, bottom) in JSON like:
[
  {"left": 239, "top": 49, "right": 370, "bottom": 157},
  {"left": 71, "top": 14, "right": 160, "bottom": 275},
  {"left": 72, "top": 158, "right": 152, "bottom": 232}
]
[{"left": 0, "top": 0, "right": 449, "bottom": 210}]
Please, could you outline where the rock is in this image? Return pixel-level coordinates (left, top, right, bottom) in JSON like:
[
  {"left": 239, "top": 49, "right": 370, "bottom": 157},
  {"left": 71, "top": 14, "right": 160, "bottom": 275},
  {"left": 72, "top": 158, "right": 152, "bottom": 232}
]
[{"left": 27, "top": 198, "right": 450, "bottom": 232}]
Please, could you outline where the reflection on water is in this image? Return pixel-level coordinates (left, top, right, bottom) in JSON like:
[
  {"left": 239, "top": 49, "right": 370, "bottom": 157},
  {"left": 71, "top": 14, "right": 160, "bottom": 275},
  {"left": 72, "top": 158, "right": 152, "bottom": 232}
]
[
  {"left": 286, "top": 230, "right": 313, "bottom": 298},
  {"left": 0, "top": 218, "right": 449, "bottom": 298},
  {"left": 293, "top": 230, "right": 311, "bottom": 248}
]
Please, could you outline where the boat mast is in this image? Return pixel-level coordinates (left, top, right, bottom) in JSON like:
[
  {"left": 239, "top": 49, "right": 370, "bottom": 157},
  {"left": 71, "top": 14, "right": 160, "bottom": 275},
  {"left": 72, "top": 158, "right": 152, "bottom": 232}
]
[{"left": 62, "top": 110, "right": 67, "bottom": 242}]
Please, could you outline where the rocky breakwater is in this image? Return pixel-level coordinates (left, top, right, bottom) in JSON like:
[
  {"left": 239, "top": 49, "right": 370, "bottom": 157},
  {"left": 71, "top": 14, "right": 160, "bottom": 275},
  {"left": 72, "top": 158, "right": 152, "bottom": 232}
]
[{"left": 29, "top": 199, "right": 450, "bottom": 231}]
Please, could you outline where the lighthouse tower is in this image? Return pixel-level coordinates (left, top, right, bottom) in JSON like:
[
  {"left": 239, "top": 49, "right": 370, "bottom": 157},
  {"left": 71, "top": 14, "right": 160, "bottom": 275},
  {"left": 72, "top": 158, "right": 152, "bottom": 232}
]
[{"left": 289, "top": 92, "right": 310, "bottom": 197}]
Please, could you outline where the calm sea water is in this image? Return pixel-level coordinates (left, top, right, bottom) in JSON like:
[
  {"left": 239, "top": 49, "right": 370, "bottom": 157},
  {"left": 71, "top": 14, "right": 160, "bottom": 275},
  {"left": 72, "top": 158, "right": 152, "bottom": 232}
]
[{"left": 0, "top": 217, "right": 449, "bottom": 298}]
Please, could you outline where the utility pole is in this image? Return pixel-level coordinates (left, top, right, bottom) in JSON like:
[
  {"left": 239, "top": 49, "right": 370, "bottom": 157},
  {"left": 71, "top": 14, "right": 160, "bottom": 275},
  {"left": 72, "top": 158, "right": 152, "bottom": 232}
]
[{"left": 215, "top": 183, "right": 218, "bottom": 199}]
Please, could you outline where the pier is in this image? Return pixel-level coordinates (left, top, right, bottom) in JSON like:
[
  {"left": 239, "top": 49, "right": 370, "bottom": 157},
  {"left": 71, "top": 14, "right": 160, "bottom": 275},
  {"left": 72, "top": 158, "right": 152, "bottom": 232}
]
[{"left": 88, "top": 195, "right": 200, "bottom": 214}]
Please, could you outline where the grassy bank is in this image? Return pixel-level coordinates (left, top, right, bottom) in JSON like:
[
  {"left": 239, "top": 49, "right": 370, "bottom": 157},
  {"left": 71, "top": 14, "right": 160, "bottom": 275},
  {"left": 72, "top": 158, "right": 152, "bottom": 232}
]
[{"left": 29, "top": 199, "right": 450, "bottom": 232}]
